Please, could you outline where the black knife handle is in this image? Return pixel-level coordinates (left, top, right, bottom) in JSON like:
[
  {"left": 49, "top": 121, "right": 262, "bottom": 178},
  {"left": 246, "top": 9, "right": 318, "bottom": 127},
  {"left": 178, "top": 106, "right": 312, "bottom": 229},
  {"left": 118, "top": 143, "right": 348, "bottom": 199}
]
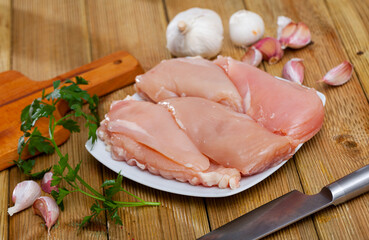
[{"left": 325, "top": 164, "right": 369, "bottom": 205}]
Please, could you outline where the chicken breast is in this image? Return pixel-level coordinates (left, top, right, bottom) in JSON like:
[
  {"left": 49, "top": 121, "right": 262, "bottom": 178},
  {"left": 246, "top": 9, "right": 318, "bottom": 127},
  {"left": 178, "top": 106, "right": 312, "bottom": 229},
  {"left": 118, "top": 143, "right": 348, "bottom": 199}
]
[
  {"left": 97, "top": 101, "right": 240, "bottom": 189},
  {"left": 159, "top": 97, "right": 294, "bottom": 176},
  {"left": 135, "top": 57, "right": 243, "bottom": 112},
  {"left": 103, "top": 99, "right": 210, "bottom": 171},
  {"left": 214, "top": 56, "right": 324, "bottom": 144}
]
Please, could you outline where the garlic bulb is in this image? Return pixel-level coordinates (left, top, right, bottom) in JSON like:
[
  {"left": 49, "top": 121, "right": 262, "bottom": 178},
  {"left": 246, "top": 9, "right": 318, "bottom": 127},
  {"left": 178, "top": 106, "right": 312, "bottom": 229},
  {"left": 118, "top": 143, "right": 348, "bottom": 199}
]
[
  {"left": 33, "top": 196, "right": 60, "bottom": 233},
  {"left": 166, "top": 8, "right": 223, "bottom": 59},
  {"left": 8, "top": 180, "right": 41, "bottom": 216},
  {"left": 41, "top": 172, "right": 59, "bottom": 194},
  {"left": 229, "top": 10, "right": 265, "bottom": 47}
]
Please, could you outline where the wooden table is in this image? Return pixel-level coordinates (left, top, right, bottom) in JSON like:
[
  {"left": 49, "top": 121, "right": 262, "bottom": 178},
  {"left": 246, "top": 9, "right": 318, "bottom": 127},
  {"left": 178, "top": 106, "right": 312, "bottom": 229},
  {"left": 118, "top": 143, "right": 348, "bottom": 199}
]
[{"left": 1, "top": 0, "right": 368, "bottom": 239}]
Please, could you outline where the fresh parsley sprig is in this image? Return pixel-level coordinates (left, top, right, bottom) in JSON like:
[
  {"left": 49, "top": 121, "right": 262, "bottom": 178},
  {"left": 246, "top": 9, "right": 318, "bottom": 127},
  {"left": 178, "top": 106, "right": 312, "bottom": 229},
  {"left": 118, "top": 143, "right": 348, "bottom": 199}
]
[{"left": 16, "top": 77, "right": 160, "bottom": 227}]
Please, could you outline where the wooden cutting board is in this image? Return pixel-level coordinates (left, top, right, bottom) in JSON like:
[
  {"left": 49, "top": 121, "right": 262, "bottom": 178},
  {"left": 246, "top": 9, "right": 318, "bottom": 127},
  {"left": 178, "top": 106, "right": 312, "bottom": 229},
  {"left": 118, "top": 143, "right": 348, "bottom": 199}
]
[{"left": 0, "top": 51, "right": 144, "bottom": 171}]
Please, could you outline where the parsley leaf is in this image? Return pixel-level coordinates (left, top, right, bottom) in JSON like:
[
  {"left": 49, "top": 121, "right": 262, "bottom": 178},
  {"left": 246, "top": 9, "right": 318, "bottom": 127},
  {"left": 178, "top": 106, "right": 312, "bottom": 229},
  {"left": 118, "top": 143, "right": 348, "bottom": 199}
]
[
  {"left": 16, "top": 77, "right": 159, "bottom": 228},
  {"left": 27, "top": 128, "right": 54, "bottom": 156},
  {"left": 57, "top": 119, "right": 80, "bottom": 133}
]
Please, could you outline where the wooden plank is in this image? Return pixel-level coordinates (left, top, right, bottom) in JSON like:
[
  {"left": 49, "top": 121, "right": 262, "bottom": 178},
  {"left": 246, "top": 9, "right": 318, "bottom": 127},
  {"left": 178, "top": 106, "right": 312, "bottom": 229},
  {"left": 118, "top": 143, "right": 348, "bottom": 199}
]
[
  {"left": 323, "top": 0, "right": 369, "bottom": 98},
  {"left": 165, "top": 0, "right": 318, "bottom": 239},
  {"left": 86, "top": 1, "right": 210, "bottom": 239},
  {"left": 246, "top": 0, "right": 369, "bottom": 238},
  {"left": 86, "top": 0, "right": 169, "bottom": 71},
  {"left": 0, "top": 0, "right": 11, "bottom": 239},
  {"left": 8, "top": 1, "right": 108, "bottom": 239},
  {"left": 11, "top": 0, "right": 91, "bottom": 81}
]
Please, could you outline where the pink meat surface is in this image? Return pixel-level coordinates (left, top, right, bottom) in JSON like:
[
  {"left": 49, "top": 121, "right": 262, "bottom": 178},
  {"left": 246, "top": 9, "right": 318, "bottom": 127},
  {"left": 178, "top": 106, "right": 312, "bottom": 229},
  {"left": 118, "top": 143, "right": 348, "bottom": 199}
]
[
  {"left": 214, "top": 56, "right": 324, "bottom": 144},
  {"left": 159, "top": 97, "right": 294, "bottom": 176},
  {"left": 97, "top": 102, "right": 241, "bottom": 189},
  {"left": 102, "top": 99, "right": 210, "bottom": 172},
  {"left": 135, "top": 57, "right": 243, "bottom": 112}
]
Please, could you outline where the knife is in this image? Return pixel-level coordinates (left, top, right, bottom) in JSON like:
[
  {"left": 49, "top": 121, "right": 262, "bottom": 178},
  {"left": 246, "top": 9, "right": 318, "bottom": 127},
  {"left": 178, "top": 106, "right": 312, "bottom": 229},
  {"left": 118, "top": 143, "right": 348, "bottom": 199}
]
[{"left": 199, "top": 164, "right": 369, "bottom": 240}]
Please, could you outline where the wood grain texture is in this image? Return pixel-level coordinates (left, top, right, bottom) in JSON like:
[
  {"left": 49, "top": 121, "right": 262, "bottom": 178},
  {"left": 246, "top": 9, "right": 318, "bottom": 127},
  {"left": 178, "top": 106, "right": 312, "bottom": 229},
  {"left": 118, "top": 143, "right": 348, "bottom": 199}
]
[
  {"left": 246, "top": 0, "right": 369, "bottom": 239},
  {"left": 2, "top": 0, "right": 369, "bottom": 239},
  {"left": 8, "top": 1, "right": 107, "bottom": 239},
  {"left": 0, "top": 0, "right": 11, "bottom": 239},
  {"left": 12, "top": 0, "right": 91, "bottom": 81},
  {"left": 86, "top": 0, "right": 169, "bottom": 71},
  {"left": 86, "top": 1, "right": 209, "bottom": 239},
  {"left": 165, "top": 0, "right": 318, "bottom": 239},
  {"left": 0, "top": 51, "right": 143, "bottom": 171},
  {"left": 323, "top": 0, "right": 369, "bottom": 98}
]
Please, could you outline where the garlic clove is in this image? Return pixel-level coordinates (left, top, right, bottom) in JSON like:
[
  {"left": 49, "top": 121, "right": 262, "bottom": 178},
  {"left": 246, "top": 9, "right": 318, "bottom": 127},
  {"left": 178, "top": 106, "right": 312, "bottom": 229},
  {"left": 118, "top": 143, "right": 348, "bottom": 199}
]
[
  {"left": 8, "top": 180, "right": 41, "bottom": 216},
  {"left": 253, "top": 37, "right": 284, "bottom": 64},
  {"left": 241, "top": 47, "right": 263, "bottom": 67},
  {"left": 277, "top": 16, "right": 292, "bottom": 40},
  {"left": 41, "top": 172, "right": 59, "bottom": 194},
  {"left": 282, "top": 58, "right": 305, "bottom": 84},
  {"left": 229, "top": 10, "right": 265, "bottom": 47},
  {"left": 320, "top": 61, "right": 353, "bottom": 86},
  {"left": 33, "top": 196, "right": 60, "bottom": 234},
  {"left": 280, "top": 22, "right": 311, "bottom": 49}
]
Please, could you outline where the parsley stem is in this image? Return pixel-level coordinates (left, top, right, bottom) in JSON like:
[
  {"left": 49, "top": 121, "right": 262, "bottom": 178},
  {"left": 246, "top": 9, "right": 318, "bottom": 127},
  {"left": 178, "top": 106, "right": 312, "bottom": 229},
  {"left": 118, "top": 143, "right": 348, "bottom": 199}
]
[
  {"left": 114, "top": 201, "right": 160, "bottom": 206},
  {"left": 54, "top": 113, "right": 73, "bottom": 126},
  {"left": 77, "top": 189, "right": 105, "bottom": 202},
  {"left": 75, "top": 175, "right": 105, "bottom": 199},
  {"left": 119, "top": 187, "right": 145, "bottom": 203}
]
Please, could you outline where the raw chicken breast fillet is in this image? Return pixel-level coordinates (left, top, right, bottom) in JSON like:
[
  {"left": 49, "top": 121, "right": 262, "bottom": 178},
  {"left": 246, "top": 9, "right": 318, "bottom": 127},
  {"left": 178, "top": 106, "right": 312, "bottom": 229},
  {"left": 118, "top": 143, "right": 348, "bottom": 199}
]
[
  {"left": 214, "top": 56, "right": 324, "bottom": 144},
  {"left": 135, "top": 57, "right": 243, "bottom": 112},
  {"left": 97, "top": 99, "right": 241, "bottom": 189},
  {"left": 159, "top": 97, "right": 294, "bottom": 176}
]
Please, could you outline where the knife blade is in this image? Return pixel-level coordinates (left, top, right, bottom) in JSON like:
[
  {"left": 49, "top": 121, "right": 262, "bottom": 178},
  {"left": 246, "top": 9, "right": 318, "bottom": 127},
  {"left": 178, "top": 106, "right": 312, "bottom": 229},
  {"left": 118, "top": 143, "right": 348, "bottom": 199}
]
[{"left": 199, "top": 164, "right": 369, "bottom": 240}]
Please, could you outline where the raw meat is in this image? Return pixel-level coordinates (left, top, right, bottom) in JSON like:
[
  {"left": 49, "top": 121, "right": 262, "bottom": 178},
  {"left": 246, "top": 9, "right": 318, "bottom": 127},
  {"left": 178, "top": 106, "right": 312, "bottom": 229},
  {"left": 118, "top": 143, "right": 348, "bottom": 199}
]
[
  {"left": 159, "top": 97, "right": 294, "bottom": 175},
  {"left": 214, "top": 56, "right": 324, "bottom": 144},
  {"left": 97, "top": 100, "right": 241, "bottom": 189},
  {"left": 102, "top": 99, "right": 209, "bottom": 171},
  {"left": 135, "top": 57, "right": 243, "bottom": 112}
]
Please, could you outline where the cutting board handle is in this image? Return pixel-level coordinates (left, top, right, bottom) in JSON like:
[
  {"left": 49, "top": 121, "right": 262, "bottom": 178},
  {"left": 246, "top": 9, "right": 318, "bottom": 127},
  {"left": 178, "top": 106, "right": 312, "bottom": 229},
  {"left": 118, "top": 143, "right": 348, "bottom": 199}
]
[
  {"left": 0, "top": 51, "right": 144, "bottom": 171},
  {"left": 0, "top": 51, "right": 143, "bottom": 107}
]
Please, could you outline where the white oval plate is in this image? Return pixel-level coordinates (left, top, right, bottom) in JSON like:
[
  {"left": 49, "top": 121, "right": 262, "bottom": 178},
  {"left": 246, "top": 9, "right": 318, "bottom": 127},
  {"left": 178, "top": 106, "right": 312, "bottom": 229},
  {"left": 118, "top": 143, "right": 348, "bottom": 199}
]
[{"left": 86, "top": 90, "right": 325, "bottom": 198}]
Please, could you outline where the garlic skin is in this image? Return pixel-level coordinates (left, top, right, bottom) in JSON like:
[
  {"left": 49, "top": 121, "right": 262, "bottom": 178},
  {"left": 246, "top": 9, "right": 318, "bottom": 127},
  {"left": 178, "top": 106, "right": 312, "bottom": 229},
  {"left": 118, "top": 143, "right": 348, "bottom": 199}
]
[
  {"left": 41, "top": 172, "right": 59, "bottom": 194},
  {"left": 33, "top": 196, "right": 60, "bottom": 233},
  {"left": 241, "top": 47, "right": 263, "bottom": 67},
  {"left": 321, "top": 61, "right": 353, "bottom": 86},
  {"left": 279, "top": 22, "right": 311, "bottom": 49},
  {"left": 282, "top": 58, "right": 305, "bottom": 84},
  {"left": 229, "top": 10, "right": 265, "bottom": 47},
  {"left": 8, "top": 180, "right": 41, "bottom": 216},
  {"left": 253, "top": 37, "right": 284, "bottom": 64},
  {"left": 277, "top": 16, "right": 292, "bottom": 40},
  {"left": 166, "top": 8, "right": 223, "bottom": 59}
]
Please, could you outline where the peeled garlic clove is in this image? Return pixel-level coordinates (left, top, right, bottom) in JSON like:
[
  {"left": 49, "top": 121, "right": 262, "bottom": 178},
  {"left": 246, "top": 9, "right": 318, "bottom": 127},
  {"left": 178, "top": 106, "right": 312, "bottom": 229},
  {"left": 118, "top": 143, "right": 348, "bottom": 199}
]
[
  {"left": 33, "top": 196, "right": 60, "bottom": 233},
  {"left": 229, "top": 10, "right": 265, "bottom": 47},
  {"left": 321, "top": 61, "right": 353, "bottom": 86},
  {"left": 253, "top": 37, "right": 284, "bottom": 64},
  {"left": 8, "top": 180, "right": 41, "bottom": 216},
  {"left": 282, "top": 58, "right": 305, "bottom": 84},
  {"left": 241, "top": 47, "right": 263, "bottom": 67},
  {"left": 280, "top": 22, "right": 311, "bottom": 49},
  {"left": 166, "top": 8, "right": 223, "bottom": 59},
  {"left": 41, "top": 172, "right": 59, "bottom": 194},
  {"left": 277, "top": 16, "right": 292, "bottom": 40}
]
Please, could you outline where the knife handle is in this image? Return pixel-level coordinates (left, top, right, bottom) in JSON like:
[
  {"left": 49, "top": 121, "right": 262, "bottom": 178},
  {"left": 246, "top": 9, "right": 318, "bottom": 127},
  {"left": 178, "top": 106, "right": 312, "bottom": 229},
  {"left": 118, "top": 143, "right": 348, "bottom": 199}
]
[{"left": 325, "top": 164, "right": 369, "bottom": 205}]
